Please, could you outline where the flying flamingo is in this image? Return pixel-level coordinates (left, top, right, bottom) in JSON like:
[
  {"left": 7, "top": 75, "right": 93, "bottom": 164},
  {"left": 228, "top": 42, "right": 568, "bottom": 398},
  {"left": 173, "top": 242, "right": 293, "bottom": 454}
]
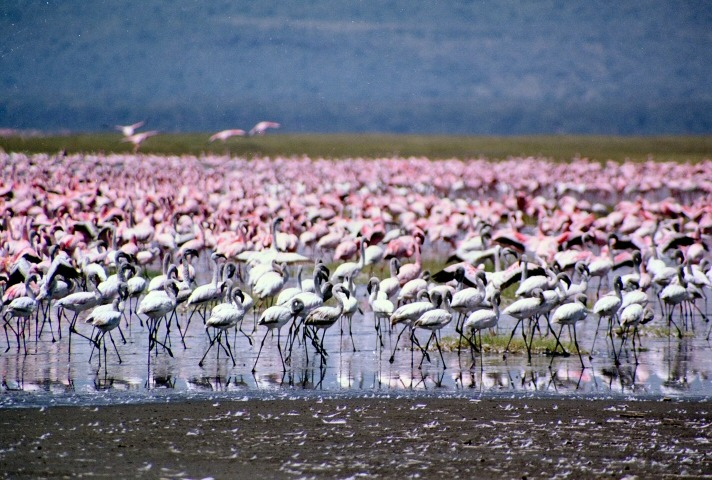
[
  {"left": 115, "top": 121, "right": 145, "bottom": 137},
  {"left": 121, "top": 131, "right": 158, "bottom": 153},
  {"left": 209, "top": 129, "right": 246, "bottom": 142},
  {"left": 248, "top": 121, "right": 280, "bottom": 136}
]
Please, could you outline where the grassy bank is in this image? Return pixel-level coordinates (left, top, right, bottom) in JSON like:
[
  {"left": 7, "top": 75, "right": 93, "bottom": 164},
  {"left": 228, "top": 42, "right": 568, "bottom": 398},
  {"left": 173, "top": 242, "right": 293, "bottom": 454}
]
[{"left": 1, "top": 133, "right": 711, "bottom": 162}]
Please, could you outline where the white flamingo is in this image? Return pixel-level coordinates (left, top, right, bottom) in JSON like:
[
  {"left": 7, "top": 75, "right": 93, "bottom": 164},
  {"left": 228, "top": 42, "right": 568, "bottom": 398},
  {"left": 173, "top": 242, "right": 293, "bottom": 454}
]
[
  {"left": 199, "top": 285, "right": 247, "bottom": 367},
  {"left": 550, "top": 294, "right": 589, "bottom": 368},
  {"left": 115, "top": 120, "right": 145, "bottom": 137},
  {"left": 253, "top": 298, "right": 305, "bottom": 372},
  {"left": 413, "top": 291, "right": 453, "bottom": 369},
  {"left": 248, "top": 121, "right": 280, "bottom": 136},
  {"left": 209, "top": 129, "right": 246, "bottom": 142}
]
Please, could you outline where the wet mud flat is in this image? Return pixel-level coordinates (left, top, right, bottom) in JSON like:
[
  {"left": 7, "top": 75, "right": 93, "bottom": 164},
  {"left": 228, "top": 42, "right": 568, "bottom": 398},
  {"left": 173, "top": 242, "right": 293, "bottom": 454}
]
[{"left": 1, "top": 396, "right": 710, "bottom": 479}]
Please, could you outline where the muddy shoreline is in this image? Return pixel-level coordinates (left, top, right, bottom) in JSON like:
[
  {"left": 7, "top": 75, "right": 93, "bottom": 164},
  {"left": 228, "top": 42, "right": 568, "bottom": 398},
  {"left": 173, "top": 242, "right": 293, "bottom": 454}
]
[{"left": 1, "top": 396, "right": 710, "bottom": 479}]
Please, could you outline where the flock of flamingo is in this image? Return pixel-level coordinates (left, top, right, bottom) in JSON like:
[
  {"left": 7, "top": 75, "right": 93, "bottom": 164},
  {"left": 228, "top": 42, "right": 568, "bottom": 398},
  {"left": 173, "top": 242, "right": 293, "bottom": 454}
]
[
  {"left": 1, "top": 148, "right": 711, "bottom": 377},
  {"left": 116, "top": 120, "right": 281, "bottom": 152}
]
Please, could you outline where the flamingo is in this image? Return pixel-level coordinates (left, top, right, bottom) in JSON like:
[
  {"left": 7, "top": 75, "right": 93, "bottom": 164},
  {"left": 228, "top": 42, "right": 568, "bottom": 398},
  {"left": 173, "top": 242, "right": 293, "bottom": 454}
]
[
  {"left": 248, "top": 121, "right": 280, "bottom": 136},
  {"left": 378, "top": 258, "right": 401, "bottom": 301},
  {"left": 55, "top": 274, "right": 104, "bottom": 358},
  {"left": 397, "top": 271, "right": 430, "bottom": 305},
  {"left": 389, "top": 290, "right": 436, "bottom": 364},
  {"left": 115, "top": 120, "right": 145, "bottom": 137},
  {"left": 502, "top": 288, "right": 546, "bottom": 363},
  {"left": 412, "top": 291, "right": 453, "bottom": 369},
  {"left": 396, "top": 231, "right": 424, "bottom": 286},
  {"left": 587, "top": 234, "right": 616, "bottom": 296},
  {"left": 147, "top": 251, "right": 174, "bottom": 292},
  {"left": 617, "top": 303, "right": 654, "bottom": 363},
  {"left": 121, "top": 130, "right": 158, "bottom": 153},
  {"left": 659, "top": 267, "right": 689, "bottom": 338},
  {"left": 591, "top": 276, "right": 624, "bottom": 359},
  {"left": 302, "top": 284, "right": 350, "bottom": 365},
  {"left": 185, "top": 252, "right": 226, "bottom": 326},
  {"left": 340, "top": 274, "right": 360, "bottom": 352},
  {"left": 199, "top": 285, "right": 247, "bottom": 367},
  {"left": 275, "top": 264, "right": 304, "bottom": 307},
  {"left": 549, "top": 294, "right": 589, "bottom": 368},
  {"left": 2, "top": 274, "right": 39, "bottom": 354},
  {"left": 136, "top": 279, "right": 178, "bottom": 356},
  {"left": 450, "top": 270, "right": 488, "bottom": 337},
  {"left": 86, "top": 285, "right": 127, "bottom": 373},
  {"left": 367, "top": 277, "right": 394, "bottom": 347},
  {"left": 209, "top": 129, "right": 246, "bottom": 142},
  {"left": 331, "top": 238, "right": 367, "bottom": 284},
  {"left": 253, "top": 298, "right": 305, "bottom": 372},
  {"left": 253, "top": 261, "right": 289, "bottom": 308},
  {"left": 463, "top": 291, "right": 501, "bottom": 368}
]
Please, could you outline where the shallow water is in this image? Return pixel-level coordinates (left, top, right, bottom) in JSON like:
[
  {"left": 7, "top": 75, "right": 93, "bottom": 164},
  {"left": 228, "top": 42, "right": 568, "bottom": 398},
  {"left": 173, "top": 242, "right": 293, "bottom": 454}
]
[{"left": 2, "top": 271, "right": 711, "bottom": 408}]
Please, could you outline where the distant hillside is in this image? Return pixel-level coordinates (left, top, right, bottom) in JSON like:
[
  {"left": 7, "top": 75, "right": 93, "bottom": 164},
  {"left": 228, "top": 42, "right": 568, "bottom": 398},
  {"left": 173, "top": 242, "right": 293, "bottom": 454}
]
[{"left": 1, "top": 1, "right": 711, "bottom": 134}]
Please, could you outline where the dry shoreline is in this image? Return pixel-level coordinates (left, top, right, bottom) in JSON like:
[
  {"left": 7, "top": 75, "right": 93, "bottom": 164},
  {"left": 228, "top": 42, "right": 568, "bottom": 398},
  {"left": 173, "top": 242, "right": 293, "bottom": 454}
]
[{"left": 1, "top": 396, "right": 710, "bottom": 479}]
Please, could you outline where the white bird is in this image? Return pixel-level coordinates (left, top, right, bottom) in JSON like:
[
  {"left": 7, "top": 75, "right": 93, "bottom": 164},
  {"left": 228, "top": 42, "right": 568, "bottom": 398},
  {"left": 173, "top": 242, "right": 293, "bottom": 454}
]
[
  {"left": 137, "top": 279, "right": 178, "bottom": 355},
  {"left": 340, "top": 274, "right": 360, "bottom": 351},
  {"left": 86, "top": 285, "right": 127, "bottom": 369},
  {"left": 550, "top": 294, "right": 589, "bottom": 368},
  {"left": 86, "top": 293, "right": 124, "bottom": 336},
  {"left": 389, "top": 290, "right": 436, "bottom": 364},
  {"left": 593, "top": 276, "right": 623, "bottom": 320},
  {"left": 620, "top": 251, "right": 643, "bottom": 291},
  {"left": 560, "top": 263, "right": 590, "bottom": 301},
  {"left": 366, "top": 277, "right": 394, "bottom": 349},
  {"left": 115, "top": 120, "right": 145, "bottom": 137},
  {"left": 659, "top": 267, "right": 689, "bottom": 338},
  {"left": 516, "top": 270, "right": 567, "bottom": 298},
  {"left": 379, "top": 258, "right": 401, "bottom": 301},
  {"left": 2, "top": 274, "right": 39, "bottom": 353},
  {"left": 464, "top": 291, "right": 501, "bottom": 356},
  {"left": 209, "top": 129, "right": 246, "bottom": 142},
  {"left": 237, "top": 217, "right": 310, "bottom": 266},
  {"left": 97, "top": 257, "right": 131, "bottom": 303},
  {"left": 138, "top": 279, "right": 178, "bottom": 321},
  {"left": 254, "top": 298, "right": 305, "bottom": 372},
  {"left": 451, "top": 270, "right": 488, "bottom": 334},
  {"left": 248, "top": 121, "right": 280, "bottom": 136},
  {"left": 618, "top": 303, "right": 655, "bottom": 363},
  {"left": 413, "top": 292, "right": 453, "bottom": 368},
  {"left": 199, "top": 285, "right": 247, "bottom": 367},
  {"left": 303, "top": 284, "right": 350, "bottom": 364},
  {"left": 397, "top": 271, "right": 430, "bottom": 304},
  {"left": 253, "top": 262, "right": 289, "bottom": 305},
  {"left": 125, "top": 266, "right": 147, "bottom": 312},
  {"left": 364, "top": 244, "right": 385, "bottom": 270},
  {"left": 502, "top": 288, "right": 546, "bottom": 362},
  {"left": 147, "top": 252, "right": 174, "bottom": 292},
  {"left": 620, "top": 288, "right": 649, "bottom": 311},
  {"left": 122, "top": 130, "right": 158, "bottom": 152},
  {"left": 590, "top": 276, "right": 624, "bottom": 356},
  {"left": 55, "top": 274, "right": 104, "bottom": 356},
  {"left": 275, "top": 265, "right": 304, "bottom": 307},
  {"left": 186, "top": 252, "right": 226, "bottom": 323},
  {"left": 587, "top": 235, "right": 616, "bottom": 295}
]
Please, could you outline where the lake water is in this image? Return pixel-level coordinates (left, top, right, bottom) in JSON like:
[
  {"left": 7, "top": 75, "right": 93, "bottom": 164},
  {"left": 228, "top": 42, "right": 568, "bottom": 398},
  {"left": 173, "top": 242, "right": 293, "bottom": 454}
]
[{"left": 2, "top": 266, "right": 711, "bottom": 408}]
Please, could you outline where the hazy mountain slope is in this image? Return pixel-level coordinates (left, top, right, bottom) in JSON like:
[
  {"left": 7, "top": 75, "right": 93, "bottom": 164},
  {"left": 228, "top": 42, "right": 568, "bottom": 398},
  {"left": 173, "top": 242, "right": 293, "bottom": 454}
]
[{"left": 1, "top": 1, "right": 711, "bottom": 133}]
